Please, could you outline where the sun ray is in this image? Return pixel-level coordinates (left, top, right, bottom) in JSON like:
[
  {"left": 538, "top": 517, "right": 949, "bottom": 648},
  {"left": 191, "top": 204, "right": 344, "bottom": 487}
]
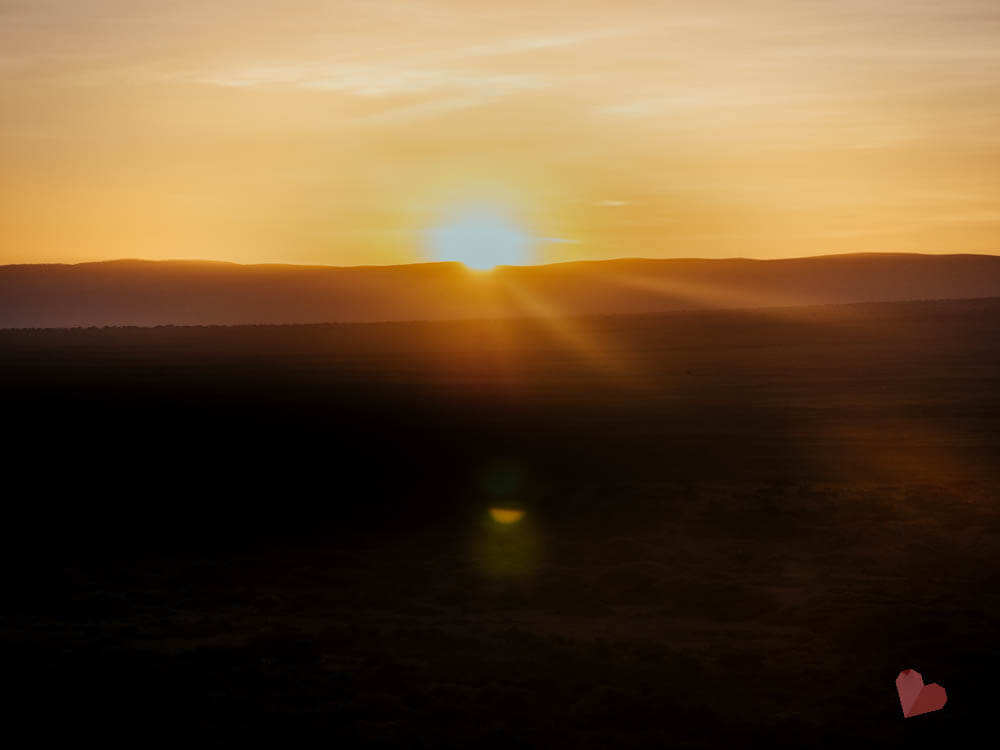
[
  {"left": 497, "top": 274, "right": 637, "bottom": 379},
  {"left": 603, "top": 271, "right": 822, "bottom": 313}
]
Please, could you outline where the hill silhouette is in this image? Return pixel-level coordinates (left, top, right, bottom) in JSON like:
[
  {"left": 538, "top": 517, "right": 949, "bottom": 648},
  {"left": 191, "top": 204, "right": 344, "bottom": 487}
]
[{"left": 3, "top": 252, "right": 1000, "bottom": 327}]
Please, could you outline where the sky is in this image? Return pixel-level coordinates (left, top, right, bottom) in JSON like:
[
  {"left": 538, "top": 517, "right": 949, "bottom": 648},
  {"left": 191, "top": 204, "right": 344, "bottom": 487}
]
[{"left": 1, "top": 0, "right": 999, "bottom": 266}]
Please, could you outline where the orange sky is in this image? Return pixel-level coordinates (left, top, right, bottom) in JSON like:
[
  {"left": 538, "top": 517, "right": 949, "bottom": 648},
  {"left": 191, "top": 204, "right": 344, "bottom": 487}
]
[{"left": 2, "top": 0, "right": 999, "bottom": 266}]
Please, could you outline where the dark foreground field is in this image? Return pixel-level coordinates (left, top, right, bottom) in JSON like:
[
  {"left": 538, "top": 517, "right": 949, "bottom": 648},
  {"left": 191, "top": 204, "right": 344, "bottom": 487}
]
[{"left": 3, "top": 298, "right": 1000, "bottom": 747}]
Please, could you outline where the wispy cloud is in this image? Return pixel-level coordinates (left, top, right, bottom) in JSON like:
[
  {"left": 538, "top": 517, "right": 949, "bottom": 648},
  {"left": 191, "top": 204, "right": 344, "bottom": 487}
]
[
  {"left": 353, "top": 95, "right": 492, "bottom": 125},
  {"left": 191, "top": 62, "right": 548, "bottom": 96}
]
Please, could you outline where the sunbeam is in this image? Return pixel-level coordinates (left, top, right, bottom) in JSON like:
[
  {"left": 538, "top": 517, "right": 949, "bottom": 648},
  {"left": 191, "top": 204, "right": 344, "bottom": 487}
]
[{"left": 498, "top": 275, "right": 636, "bottom": 378}]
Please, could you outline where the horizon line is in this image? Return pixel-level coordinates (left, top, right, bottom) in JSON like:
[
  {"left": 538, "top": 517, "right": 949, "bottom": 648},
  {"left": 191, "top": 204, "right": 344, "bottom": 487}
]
[{"left": 3, "top": 250, "right": 1000, "bottom": 272}]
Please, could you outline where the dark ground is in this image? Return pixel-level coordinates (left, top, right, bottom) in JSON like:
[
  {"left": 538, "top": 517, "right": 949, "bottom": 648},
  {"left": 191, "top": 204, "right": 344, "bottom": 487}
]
[{"left": 2, "top": 297, "right": 999, "bottom": 747}]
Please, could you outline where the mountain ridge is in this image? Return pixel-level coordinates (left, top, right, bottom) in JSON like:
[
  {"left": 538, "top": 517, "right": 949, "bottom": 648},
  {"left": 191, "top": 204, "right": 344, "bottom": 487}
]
[
  {"left": 4, "top": 252, "right": 1000, "bottom": 327},
  {"left": 2, "top": 250, "right": 994, "bottom": 272}
]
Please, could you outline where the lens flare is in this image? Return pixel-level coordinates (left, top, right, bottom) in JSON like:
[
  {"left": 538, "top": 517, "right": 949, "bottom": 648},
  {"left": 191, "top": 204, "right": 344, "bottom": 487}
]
[
  {"left": 476, "top": 506, "right": 538, "bottom": 579},
  {"left": 489, "top": 507, "right": 526, "bottom": 525}
]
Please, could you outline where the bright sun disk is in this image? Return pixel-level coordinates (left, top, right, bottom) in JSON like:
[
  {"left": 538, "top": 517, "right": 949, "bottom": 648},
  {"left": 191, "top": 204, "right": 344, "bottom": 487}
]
[{"left": 427, "top": 210, "right": 533, "bottom": 270}]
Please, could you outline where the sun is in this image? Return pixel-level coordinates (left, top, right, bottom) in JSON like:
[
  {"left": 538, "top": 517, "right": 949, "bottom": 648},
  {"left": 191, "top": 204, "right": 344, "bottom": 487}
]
[{"left": 426, "top": 209, "right": 534, "bottom": 270}]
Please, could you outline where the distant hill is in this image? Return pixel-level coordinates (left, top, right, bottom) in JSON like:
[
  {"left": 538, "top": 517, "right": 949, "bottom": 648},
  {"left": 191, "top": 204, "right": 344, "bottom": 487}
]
[{"left": 2, "top": 252, "right": 1000, "bottom": 327}]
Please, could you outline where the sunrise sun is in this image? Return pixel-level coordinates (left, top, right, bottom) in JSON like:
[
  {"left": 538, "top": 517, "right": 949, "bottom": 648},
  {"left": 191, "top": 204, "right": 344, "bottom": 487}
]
[{"left": 426, "top": 209, "right": 534, "bottom": 270}]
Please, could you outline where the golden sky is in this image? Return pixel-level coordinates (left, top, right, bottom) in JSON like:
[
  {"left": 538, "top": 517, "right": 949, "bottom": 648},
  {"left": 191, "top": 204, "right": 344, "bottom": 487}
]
[{"left": 2, "top": 0, "right": 999, "bottom": 266}]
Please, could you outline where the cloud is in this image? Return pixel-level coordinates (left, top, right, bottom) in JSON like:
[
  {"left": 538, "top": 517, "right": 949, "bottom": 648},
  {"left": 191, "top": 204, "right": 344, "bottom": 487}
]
[
  {"left": 352, "top": 95, "right": 491, "bottom": 125},
  {"left": 597, "top": 200, "right": 629, "bottom": 207},
  {"left": 190, "top": 62, "right": 548, "bottom": 97}
]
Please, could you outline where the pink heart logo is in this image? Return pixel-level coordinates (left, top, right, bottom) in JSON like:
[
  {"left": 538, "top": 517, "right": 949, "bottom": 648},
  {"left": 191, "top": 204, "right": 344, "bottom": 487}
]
[{"left": 896, "top": 668, "right": 947, "bottom": 718}]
